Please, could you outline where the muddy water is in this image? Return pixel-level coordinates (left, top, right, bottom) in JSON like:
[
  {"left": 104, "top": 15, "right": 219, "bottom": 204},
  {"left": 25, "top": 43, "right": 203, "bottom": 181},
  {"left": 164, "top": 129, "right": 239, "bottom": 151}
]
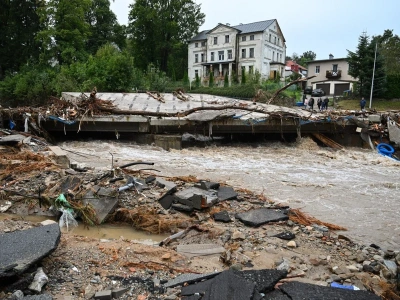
[
  {"left": 0, "top": 214, "right": 166, "bottom": 243},
  {"left": 59, "top": 138, "right": 400, "bottom": 250}
]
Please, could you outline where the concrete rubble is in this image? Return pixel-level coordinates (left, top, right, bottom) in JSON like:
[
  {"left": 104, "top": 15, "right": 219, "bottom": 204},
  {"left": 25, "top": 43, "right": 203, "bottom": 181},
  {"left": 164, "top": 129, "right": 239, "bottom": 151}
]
[{"left": 0, "top": 129, "right": 399, "bottom": 299}]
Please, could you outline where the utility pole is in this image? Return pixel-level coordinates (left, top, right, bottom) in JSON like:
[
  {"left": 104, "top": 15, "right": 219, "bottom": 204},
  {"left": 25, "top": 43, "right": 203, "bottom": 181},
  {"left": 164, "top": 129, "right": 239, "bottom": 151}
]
[{"left": 369, "top": 42, "right": 377, "bottom": 109}]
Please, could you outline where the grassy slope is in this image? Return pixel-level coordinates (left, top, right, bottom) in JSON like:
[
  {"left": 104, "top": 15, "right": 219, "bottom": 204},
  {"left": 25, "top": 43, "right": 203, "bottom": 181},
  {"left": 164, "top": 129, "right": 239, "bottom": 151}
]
[{"left": 336, "top": 99, "right": 400, "bottom": 110}]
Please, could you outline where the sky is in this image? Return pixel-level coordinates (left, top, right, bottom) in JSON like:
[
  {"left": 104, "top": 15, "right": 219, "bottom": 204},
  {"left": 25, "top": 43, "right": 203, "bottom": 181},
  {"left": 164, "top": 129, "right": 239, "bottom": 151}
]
[{"left": 110, "top": 0, "right": 400, "bottom": 60}]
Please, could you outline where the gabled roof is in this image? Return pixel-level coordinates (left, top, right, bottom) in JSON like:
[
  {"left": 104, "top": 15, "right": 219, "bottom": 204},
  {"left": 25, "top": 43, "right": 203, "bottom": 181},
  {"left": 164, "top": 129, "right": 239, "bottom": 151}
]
[
  {"left": 232, "top": 19, "right": 275, "bottom": 34},
  {"left": 190, "top": 19, "right": 279, "bottom": 42},
  {"left": 286, "top": 60, "right": 307, "bottom": 71},
  {"left": 208, "top": 23, "right": 241, "bottom": 34}
]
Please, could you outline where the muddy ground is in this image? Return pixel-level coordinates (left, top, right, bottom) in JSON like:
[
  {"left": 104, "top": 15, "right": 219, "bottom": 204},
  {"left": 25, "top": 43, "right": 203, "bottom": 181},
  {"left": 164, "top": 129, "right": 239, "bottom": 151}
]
[{"left": 0, "top": 137, "right": 399, "bottom": 299}]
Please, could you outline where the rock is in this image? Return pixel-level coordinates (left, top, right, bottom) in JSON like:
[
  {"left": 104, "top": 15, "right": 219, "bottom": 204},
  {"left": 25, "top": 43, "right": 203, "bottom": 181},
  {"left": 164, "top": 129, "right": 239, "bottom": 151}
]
[
  {"left": 273, "top": 232, "right": 295, "bottom": 240},
  {"left": 229, "top": 264, "right": 243, "bottom": 271},
  {"left": 312, "top": 224, "right": 329, "bottom": 232},
  {"left": 235, "top": 208, "right": 288, "bottom": 227},
  {"left": 84, "top": 285, "right": 96, "bottom": 299},
  {"left": 216, "top": 186, "right": 237, "bottom": 201},
  {"left": 111, "top": 287, "right": 129, "bottom": 298},
  {"left": 383, "top": 260, "right": 397, "bottom": 276},
  {"left": 276, "top": 259, "right": 290, "bottom": 272},
  {"left": 48, "top": 146, "right": 70, "bottom": 168},
  {"left": 171, "top": 203, "right": 194, "bottom": 212},
  {"left": 373, "top": 255, "right": 384, "bottom": 262},
  {"left": 395, "top": 253, "right": 400, "bottom": 265},
  {"left": 232, "top": 230, "right": 246, "bottom": 240},
  {"left": 83, "top": 188, "right": 118, "bottom": 224},
  {"left": 286, "top": 241, "right": 296, "bottom": 248},
  {"left": 213, "top": 211, "right": 231, "bottom": 223},
  {"left": 155, "top": 178, "right": 177, "bottom": 194},
  {"left": 175, "top": 187, "right": 218, "bottom": 210},
  {"left": 356, "top": 253, "right": 367, "bottom": 263},
  {"left": 162, "top": 253, "right": 171, "bottom": 260},
  {"left": 28, "top": 267, "right": 48, "bottom": 293},
  {"left": 0, "top": 224, "right": 60, "bottom": 277},
  {"left": 346, "top": 265, "right": 360, "bottom": 273},
  {"left": 10, "top": 290, "right": 24, "bottom": 300},
  {"left": 158, "top": 195, "right": 176, "bottom": 210}
]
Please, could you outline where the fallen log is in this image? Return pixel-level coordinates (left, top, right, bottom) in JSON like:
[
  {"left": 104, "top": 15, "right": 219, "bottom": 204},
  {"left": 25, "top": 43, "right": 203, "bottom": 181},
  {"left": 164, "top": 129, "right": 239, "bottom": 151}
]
[
  {"left": 267, "top": 75, "right": 316, "bottom": 105},
  {"left": 146, "top": 91, "right": 165, "bottom": 103}
]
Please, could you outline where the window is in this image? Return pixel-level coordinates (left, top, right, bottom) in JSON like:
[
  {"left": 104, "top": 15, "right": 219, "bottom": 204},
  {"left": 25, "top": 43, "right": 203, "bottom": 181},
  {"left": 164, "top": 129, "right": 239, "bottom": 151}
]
[
  {"left": 241, "top": 66, "right": 246, "bottom": 75},
  {"left": 332, "top": 64, "right": 338, "bottom": 72},
  {"left": 250, "top": 35, "right": 254, "bottom": 41},
  {"left": 276, "top": 52, "right": 279, "bottom": 61},
  {"left": 225, "top": 35, "right": 229, "bottom": 43},
  {"left": 269, "top": 34, "right": 271, "bottom": 42},
  {"left": 218, "top": 50, "right": 224, "bottom": 61},
  {"left": 272, "top": 51, "right": 275, "bottom": 60},
  {"left": 280, "top": 53, "right": 282, "bottom": 62},
  {"left": 201, "top": 41, "right": 206, "bottom": 46},
  {"left": 249, "top": 48, "right": 254, "bottom": 58},
  {"left": 228, "top": 49, "right": 232, "bottom": 59},
  {"left": 249, "top": 66, "right": 253, "bottom": 74},
  {"left": 201, "top": 53, "right": 204, "bottom": 62},
  {"left": 242, "top": 36, "right": 246, "bottom": 42},
  {"left": 242, "top": 48, "right": 246, "bottom": 58},
  {"left": 274, "top": 36, "right": 276, "bottom": 44},
  {"left": 195, "top": 54, "right": 198, "bottom": 63},
  {"left": 195, "top": 42, "right": 198, "bottom": 48},
  {"left": 195, "top": 70, "right": 199, "bottom": 77},
  {"left": 315, "top": 66, "right": 320, "bottom": 74},
  {"left": 278, "top": 38, "right": 280, "bottom": 46},
  {"left": 211, "top": 52, "right": 214, "bottom": 61},
  {"left": 213, "top": 37, "right": 217, "bottom": 44}
]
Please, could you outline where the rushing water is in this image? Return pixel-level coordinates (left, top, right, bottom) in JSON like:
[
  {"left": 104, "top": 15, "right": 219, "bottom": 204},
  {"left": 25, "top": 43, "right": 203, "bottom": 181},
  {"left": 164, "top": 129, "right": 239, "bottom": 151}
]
[{"left": 59, "top": 138, "right": 400, "bottom": 250}]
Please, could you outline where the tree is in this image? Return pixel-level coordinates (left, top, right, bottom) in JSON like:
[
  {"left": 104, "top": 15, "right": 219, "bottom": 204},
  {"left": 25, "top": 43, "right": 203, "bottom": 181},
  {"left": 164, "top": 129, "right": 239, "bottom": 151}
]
[
  {"left": 37, "top": 0, "right": 92, "bottom": 66},
  {"left": 128, "top": 0, "right": 205, "bottom": 75},
  {"left": 347, "top": 33, "right": 386, "bottom": 97},
  {"left": 85, "top": 0, "right": 126, "bottom": 55},
  {"left": 0, "top": 0, "right": 45, "bottom": 78},
  {"left": 374, "top": 30, "right": 400, "bottom": 75},
  {"left": 298, "top": 51, "right": 316, "bottom": 67}
]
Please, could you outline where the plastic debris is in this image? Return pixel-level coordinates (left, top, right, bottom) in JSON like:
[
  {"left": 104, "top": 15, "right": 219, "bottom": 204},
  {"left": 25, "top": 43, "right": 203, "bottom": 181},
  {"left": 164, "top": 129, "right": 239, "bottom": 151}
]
[
  {"left": 29, "top": 267, "right": 49, "bottom": 293},
  {"left": 55, "top": 194, "right": 78, "bottom": 231}
]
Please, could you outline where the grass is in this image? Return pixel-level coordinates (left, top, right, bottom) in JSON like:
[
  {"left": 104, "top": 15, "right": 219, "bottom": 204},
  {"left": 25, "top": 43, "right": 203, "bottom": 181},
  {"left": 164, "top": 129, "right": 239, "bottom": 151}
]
[{"left": 336, "top": 98, "right": 400, "bottom": 110}]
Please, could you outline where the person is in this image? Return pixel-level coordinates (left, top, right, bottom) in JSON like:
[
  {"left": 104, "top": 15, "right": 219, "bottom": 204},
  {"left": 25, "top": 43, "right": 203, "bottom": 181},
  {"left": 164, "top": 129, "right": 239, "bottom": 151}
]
[
  {"left": 304, "top": 97, "right": 309, "bottom": 109},
  {"left": 308, "top": 97, "right": 314, "bottom": 110},
  {"left": 317, "top": 98, "right": 322, "bottom": 111},
  {"left": 360, "top": 97, "right": 367, "bottom": 111},
  {"left": 302, "top": 94, "right": 307, "bottom": 105},
  {"left": 323, "top": 97, "right": 329, "bottom": 110}
]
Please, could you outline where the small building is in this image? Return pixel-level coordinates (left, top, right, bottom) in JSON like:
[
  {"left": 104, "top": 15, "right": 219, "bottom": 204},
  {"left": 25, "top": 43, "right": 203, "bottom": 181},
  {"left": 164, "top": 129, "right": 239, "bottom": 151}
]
[
  {"left": 306, "top": 54, "right": 356, "bottom": 96},
  {"left": 188, "top": 20, "right": 287, "bottom": 85}
]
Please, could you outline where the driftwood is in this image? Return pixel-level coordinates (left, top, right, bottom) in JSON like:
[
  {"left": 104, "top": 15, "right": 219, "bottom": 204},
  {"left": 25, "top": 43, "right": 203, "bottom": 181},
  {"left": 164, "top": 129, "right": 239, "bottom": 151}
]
[
  {"left": 173, "top": 89, "right": 191, "bottom": 101},
  {"left": 267, "top": 76, "right": 316, "bottom": 104},
  {"left": 146, "top": 91, "right": 165, "bottom": 103}
]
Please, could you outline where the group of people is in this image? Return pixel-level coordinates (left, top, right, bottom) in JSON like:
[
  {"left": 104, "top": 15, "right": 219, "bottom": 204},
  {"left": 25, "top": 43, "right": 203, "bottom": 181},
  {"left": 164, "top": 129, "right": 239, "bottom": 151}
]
[{"left": 304, "top": 96, "right": 329, "bottom": 111}]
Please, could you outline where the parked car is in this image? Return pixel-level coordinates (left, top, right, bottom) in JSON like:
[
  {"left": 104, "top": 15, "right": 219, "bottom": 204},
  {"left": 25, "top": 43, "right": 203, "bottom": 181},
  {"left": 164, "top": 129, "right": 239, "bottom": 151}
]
[
  {"left": 304, "top": 86, "right": 312, "bottom": 95},
  {"left": 311, "top": 88, "right": 326, "bottom": 97}
]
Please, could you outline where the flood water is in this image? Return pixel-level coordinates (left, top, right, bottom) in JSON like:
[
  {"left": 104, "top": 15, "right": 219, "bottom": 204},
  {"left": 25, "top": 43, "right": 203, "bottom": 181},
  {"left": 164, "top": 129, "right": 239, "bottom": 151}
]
[
  {"left": 59, "top": 138, "right": 400, "bottom": 250},
  {"left": 0, "top": 213, "right": 166, "bottom": 243}
]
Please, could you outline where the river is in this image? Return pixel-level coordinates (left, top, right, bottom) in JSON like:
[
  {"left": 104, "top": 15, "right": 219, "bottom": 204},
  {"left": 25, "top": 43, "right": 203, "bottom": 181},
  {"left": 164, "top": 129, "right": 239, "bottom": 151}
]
[{"left": 59, "top": 137, "right": 400, "bottom": 250}]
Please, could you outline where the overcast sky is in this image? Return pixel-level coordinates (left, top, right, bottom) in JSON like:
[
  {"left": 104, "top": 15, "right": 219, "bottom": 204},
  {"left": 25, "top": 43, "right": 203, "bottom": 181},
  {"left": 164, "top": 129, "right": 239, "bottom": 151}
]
[{"left": 111, "top": 0, "right": 399, "bottom": 60}]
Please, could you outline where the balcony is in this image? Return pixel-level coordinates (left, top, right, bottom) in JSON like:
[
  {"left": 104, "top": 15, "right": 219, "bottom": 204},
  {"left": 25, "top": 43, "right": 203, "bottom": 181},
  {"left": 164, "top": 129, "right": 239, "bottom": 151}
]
[{"left": 326, "top": 70, "right": 342, "bottom": 79}]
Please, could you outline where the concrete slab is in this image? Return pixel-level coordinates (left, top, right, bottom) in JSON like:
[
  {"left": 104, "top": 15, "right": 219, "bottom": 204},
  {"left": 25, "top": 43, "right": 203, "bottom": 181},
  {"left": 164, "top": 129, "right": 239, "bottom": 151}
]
[
  {"left": 155, "top": 178, "right": 177, "bottom": 195},
  {"left": 194, "top": 180, "right": 220, "bottom": 191},
  {"left": 0, "top": 134, "right": 26, "bottom": 145},
  {"left": 213, "top": 210, "right": 232, "bottom": 223},
  {"left": 159, "top": 195, "right": 176, "bottom": 210},
  {"left": 235, "top": 208, "right": 288, "bottom": 227},
  {"left": 280, "top": 281, "right": 381, "bottom": 300},
  {"left": 60, "top": 176, "right": 81, "bottom": 194},
  {"left": 181, "top": 270, "right": 256, "bottom": 300},
  {"left": 84, "top": 188, "right": 119, "bottom": 224},
  {"left": 111, "top": 287, "right": 128, "bottom": 298},
  {"left": 48, "top": 146, "right": 70, "bottom": 169},
  {"left": 0, "top": 224, "right": 60, "bottom": 276},
  {"left": 94, "top": 290, "right": 112, "bottom": 300},
  {"left": 174, "top": 187, "right": 218, "bottom": 210},
  {"left": 368, "top": 115, "right": 381, "bottom": 123},
  {"left": 164, "top": 272, "right": 220, "bottom": 288},
  {"left": 217, "top": 186, "right": 237, "bottom": 201},
  {"left": 388, "top": 120, "right": 400, "bottom": 146},
  {"left": 177, "top": 244, "right": 225, "bottom": 258}
]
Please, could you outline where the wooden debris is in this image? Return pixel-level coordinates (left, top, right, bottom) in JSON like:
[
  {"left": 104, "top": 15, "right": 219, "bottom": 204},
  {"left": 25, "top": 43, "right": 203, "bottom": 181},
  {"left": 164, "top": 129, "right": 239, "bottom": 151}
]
[
  {"left": 146, "top": 91, "right": 165, "bottom": 103},
  {"left": 289, "top": 208, "right": 347, "bottom": 231},
  {"left": 173, "top": 89, "right": 191, "bottom": 101},
  {"left": 312, "top": 133, "right": 344, "bottom": 150}
]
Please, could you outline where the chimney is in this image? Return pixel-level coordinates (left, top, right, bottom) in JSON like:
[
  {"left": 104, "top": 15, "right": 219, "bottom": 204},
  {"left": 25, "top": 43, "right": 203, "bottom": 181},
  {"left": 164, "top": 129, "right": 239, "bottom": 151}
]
[{"left": 329, "top": 54, "right": 334, "bottom": 59}]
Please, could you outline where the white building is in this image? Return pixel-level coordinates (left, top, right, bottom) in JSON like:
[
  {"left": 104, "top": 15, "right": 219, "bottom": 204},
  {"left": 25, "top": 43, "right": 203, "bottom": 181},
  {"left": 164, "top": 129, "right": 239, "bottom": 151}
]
[{"left": 188, "top": 20, "right": 286, "bottom": 85}]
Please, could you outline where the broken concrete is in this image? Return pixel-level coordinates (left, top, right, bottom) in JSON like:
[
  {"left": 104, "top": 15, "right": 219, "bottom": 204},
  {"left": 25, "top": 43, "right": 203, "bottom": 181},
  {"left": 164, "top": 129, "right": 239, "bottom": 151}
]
[
  {"left": 194, "top": 180, "right": 220, "bottom": 191},
  {"left": 237, "top": 269, "right": 287, "bottom": 293},
  {"left": 388, "top": 119, "right": 400, "bottom": 146},
  {"left": 83, "top": 187, "right": 118, "bottom": 224},
  {"left": 0, "top": 224, "right": 60, "bottom": 277},
  {"left": 279, "top": 281, "right": 381, "bottom": 300},
  {"left": 213, "top": 210, "right": 232, "bottom": 223},
  {"left": 171, "top": 203, "right": 194, "bottom": 212},
  {"left": 177, "top": 244, "right": 225, "bottom": 258},
  {"left": 48, "top": 146, "right": 70, "bottom": 169},
  {"left": 60, "top": 176, "right": 81, "bottom": 194},
  {"left": 159, "top": 194, "right": 176, "bottom": 210},
  {"left": 216, "top": 186, "right": 237, "bottom": 201},
  {"left": 0, "top": 134, "right": 26, "bottom": 145},
  {"left": 235, "top": 208, "right": 289, "bottom": 227},
  {"left": 174, "top": 187, "right": 218, "bottom": 210}
]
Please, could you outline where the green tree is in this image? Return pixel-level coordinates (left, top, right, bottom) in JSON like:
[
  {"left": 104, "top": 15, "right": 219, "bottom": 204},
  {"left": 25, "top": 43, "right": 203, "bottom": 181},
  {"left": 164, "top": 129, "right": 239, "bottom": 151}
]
[
  {"left": 37, "top": 0, "right": 92, "bottom": 66},
  {"left": 209, "top": 71, "right": 214, "bottom": 87},
  {"left": 298, "top": 51, "right": 316, "bottom": 67},
  {"left": 128, "top": 0, "right": 205, "bottom": 74},
  {"left": 374, "top": 30, "right": 400, "bottom": 75},
  {"left": 0, "top": 0, "right": 45, "bottom": 78},
  {"left": 224, "top": 73, "right": 229, "bottom": 87},
  {"left": 347, "top": 33, "right": 386, "bottom": 97},
  {"left": 85, "top": 0, "right": 126, "bottom": 55},
  {"left": 85, "top": 43, "right": 134, "bottom": 92}
]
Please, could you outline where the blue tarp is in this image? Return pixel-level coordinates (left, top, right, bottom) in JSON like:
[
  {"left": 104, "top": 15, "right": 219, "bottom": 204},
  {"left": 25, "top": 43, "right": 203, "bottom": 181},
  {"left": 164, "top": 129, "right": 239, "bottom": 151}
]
[{"left": 47, "top": 115, "right": 77, "bottom": 125}]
